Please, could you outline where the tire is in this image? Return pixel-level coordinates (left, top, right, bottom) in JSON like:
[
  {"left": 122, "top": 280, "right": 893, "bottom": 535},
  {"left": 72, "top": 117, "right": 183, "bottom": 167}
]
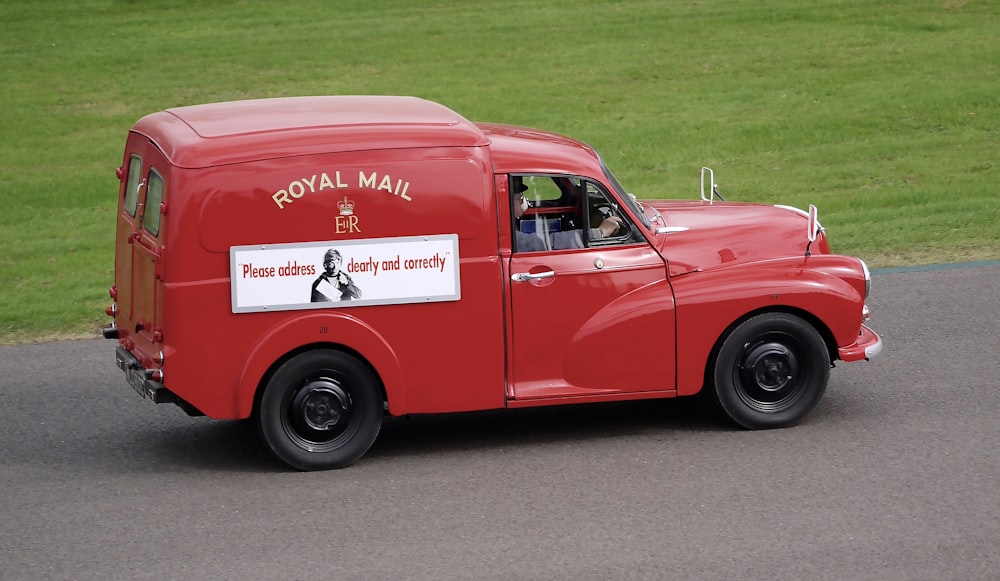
[
  {"left": 711, "top": 312, "right": 830, "bottom": 429},
  {"left": 257, "top": 349, "right": 382, "bottom": 471}
]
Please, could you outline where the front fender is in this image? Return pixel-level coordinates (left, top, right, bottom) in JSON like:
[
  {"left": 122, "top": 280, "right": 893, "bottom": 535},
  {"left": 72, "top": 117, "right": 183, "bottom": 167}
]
[
  {"left": 564, "top": 278, "right": 676, "bottom": 391},
  {"left": 671, "top": 255, "right": 867, "bottom": 395},
  {"left": 235, "top": 312, "right": 403, "bottom": 418}
]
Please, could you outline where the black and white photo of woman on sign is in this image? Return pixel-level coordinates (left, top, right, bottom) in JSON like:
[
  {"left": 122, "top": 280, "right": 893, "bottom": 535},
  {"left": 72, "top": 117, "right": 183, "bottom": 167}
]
[{"left": 311, "top": 248, "right": 362, "bottom": 302}]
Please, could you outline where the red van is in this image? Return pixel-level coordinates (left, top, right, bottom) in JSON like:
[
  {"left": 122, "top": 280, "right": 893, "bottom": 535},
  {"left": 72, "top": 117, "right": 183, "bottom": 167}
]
[{"left": 105, "top": 96, "right": 881, "bottom": 470}]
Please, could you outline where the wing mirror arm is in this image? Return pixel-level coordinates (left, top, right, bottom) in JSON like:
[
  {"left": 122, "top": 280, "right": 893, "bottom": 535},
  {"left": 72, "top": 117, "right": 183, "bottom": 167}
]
[{"left": 805, "top": 204, "right": 818, "bottom": 257}]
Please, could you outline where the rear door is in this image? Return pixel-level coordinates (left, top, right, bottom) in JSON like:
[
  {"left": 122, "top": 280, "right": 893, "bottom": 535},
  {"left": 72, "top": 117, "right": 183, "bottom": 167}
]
[
  {"left": 113, "top": 149, "right": 143, "bottom": 323},
  {"left": 115, "top": 135, "right": 167, "bottom": 345}
]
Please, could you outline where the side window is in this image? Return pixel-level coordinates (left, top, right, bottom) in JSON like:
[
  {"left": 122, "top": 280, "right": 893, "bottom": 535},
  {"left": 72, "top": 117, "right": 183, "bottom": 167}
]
[
  {"left": 519, "top": 175, "right": 563, "bottom": 206},
  {"left": 124, "top": 155, "right": 142, "bottom": 217},
  {"left": 511, "top": 175, "right": 583, "bottom": 252},
  {"left": 143, "top": 170, "right": 164, "bottom": 236},
  {"left": 584, "top": 180, "right": 636, "bottom": 246},
  {"left": 510, "top": 174, "right": 636, "bottom": 253}
]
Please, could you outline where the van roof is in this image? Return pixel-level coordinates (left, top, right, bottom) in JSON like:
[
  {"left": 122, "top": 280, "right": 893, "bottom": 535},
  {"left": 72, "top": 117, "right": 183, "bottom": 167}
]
[
  {"left": 476, "top": 123, "right": 604, "bottom": 177},
  {"left": 131, "top": 96, "right": 491, "bottom": 168}
]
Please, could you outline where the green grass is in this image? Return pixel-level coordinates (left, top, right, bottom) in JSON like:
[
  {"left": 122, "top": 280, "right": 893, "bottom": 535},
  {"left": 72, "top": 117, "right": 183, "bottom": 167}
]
[{"left": 1, "top": 0, "right": 997, "bottom": 343}]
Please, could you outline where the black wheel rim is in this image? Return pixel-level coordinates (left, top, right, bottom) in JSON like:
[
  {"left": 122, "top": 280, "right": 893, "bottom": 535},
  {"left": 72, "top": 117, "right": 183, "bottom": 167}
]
[
  {"left": 281, "top": 373, "right": 359, "bottom": 453},
  {"left": 733, "top": 331, "right": 808, "bottom": 413}
]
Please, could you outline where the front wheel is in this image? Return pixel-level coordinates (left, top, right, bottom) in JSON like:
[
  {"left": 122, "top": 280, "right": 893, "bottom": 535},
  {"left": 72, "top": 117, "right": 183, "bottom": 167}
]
[
  {"left": 711, "top": 313, "right": 830, "bottom": 429},
  {"left": 258, "top": 349, "right": 382, "bottom": 470}
]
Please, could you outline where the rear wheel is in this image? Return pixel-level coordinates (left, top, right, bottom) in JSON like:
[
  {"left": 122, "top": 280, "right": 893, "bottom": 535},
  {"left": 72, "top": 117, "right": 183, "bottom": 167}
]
[
  {"left": 258, "top": 349, "right": 382, "bottom": 470},
  {"left": 711, "top": 313, "right": 830, "bottom": 429}
]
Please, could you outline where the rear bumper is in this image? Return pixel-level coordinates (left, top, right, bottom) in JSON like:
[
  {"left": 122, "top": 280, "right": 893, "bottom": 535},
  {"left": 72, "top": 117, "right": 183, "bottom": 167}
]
[
  {"left": 102, "top": 323, "right": 119, "bottom": 339},
  {"left": 837, "top": 324, "right": 882, "bottom": 362},
  {"left": 114, "top": 346, "right": 177, "bottom": 404}
]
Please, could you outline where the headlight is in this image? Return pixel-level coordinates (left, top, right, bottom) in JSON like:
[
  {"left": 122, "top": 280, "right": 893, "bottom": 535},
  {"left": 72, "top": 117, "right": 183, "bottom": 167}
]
[{"left": 859, "top": 258, "right": 871, "bottom": 298}]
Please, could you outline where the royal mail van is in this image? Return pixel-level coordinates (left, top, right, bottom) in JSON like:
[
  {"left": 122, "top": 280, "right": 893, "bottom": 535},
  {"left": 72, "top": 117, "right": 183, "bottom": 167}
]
[{"left": 105, "top": 96, "right": 881, "bottom": 470}]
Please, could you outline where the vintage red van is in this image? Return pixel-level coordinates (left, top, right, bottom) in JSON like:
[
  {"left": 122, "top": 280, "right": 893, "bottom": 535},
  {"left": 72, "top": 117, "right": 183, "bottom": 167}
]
[{"left": 104, "top": 96, "right": 881, "bottom": 470}]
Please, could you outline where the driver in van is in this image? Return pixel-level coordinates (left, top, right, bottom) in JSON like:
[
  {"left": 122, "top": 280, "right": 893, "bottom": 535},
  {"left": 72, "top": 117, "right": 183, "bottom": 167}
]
[{"left": 513, "top": 180, "right": 623, "bottom": 251}]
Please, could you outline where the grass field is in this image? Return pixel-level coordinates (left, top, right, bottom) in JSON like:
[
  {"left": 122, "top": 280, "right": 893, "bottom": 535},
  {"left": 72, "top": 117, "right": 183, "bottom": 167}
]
[{"left": 1, "top": 0, "right": 997, "bottom": 343}]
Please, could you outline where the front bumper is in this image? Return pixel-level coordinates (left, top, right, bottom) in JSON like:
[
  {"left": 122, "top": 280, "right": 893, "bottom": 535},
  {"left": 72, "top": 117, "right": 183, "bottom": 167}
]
[{"left": 837, "top": 324, "right": 882, "bottom": 362}]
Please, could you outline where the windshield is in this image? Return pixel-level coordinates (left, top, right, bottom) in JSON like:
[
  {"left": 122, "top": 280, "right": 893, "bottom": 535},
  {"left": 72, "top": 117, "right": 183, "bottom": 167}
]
[{"left": 601, "top": 162, "right": 652, "bottom": 230}]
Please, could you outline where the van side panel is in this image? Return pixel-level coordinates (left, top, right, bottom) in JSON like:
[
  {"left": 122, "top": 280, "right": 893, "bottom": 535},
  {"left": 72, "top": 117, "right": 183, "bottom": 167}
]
[{"left": 150, "top": 146, "right": 505, "bottom": 418}]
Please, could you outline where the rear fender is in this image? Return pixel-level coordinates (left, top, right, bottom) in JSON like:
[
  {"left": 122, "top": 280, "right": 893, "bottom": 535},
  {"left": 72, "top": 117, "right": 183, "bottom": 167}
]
[{"left": 235, "top": 312, "right": 403, "bottom": 418}]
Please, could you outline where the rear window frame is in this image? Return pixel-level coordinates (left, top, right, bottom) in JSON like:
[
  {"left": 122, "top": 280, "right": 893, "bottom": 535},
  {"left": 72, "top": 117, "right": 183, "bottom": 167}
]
[
  {"left": 124, "top": 154, "right": 142, "bottom": 217},
  {"left": 142, "top": 169, "right": 164, "bottom": 236}
]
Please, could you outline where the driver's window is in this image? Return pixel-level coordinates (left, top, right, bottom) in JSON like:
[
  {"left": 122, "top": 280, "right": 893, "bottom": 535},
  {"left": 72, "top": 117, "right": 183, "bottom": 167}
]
[
  {"left": 511, "top": 175, "right": 581, "bottom": 252},
  {"left": 584, "top": 180, "right": 636, "bottom": 246},
  {"left": 510, "top": 175, "right": 636, "bottom": 252}
]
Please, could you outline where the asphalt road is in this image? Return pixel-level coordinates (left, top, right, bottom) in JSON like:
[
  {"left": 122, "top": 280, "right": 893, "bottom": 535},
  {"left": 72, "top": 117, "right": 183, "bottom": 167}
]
[{"left": 1, "top": 266, "right": 997, "bottom": 581}]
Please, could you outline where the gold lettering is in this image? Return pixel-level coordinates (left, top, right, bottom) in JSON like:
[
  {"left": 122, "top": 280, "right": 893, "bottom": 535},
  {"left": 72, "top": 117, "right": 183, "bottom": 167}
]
[
  {"left": 272, "top": 190, "right": 292, "bottom": 209},
  {"left": 273, "top": 169, "right": 413, "bottom": 210},
  {"left": 335, "top": 215, "right": 361, "bottom": 234},
  {"left": 377, "top": 175, "right": 393, "bottom": 192},
  {"left": 397, "top": 179, "right": 411, "bottom": 201}
]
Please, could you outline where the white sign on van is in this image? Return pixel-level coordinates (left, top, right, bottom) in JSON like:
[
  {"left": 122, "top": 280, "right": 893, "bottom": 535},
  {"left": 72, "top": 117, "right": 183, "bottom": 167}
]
[{"left": 230, "top": 234, "right": 460, "bottom": 313}]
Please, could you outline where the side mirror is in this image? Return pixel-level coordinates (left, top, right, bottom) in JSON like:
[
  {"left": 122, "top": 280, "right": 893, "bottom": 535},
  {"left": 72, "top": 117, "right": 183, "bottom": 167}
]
[
  {"left": 700, "top": 167, "right": 715, "bottom": 203},
  {"left": 807, "top": 204, "right": 818, "bottom": 243},
  {"left": 805, "top": 204, "right": 819, "bottom": 257}
]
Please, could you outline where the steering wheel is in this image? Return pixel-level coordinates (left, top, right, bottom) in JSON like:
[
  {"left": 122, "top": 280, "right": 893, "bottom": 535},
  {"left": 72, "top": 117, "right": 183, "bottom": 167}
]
[{"left": 593, "top": 204, "right": 628, "bottom": 237}]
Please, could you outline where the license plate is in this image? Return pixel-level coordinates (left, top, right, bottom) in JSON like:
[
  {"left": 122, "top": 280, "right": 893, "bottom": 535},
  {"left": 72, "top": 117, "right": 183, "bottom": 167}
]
[
  {"left": 126, "top": 367, "right": 148, "bottom": 398},
  {"left": 116, "top": 348, "right": 149, "bottom": 399}
]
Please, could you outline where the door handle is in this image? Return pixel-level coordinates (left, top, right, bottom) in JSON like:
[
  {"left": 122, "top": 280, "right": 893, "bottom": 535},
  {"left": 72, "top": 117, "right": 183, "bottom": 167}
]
[{"left": 511, "top": 270, "right": 555, "bottom": 282}]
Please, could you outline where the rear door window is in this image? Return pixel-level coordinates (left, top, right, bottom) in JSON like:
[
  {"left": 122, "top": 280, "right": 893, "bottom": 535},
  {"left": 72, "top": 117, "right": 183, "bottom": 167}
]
[
  {"left": 124, "top": 154, "right": 142, "bottom": 216},
  {"left": 143, "top": 170, "right": 164, "bottom": 236}
]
